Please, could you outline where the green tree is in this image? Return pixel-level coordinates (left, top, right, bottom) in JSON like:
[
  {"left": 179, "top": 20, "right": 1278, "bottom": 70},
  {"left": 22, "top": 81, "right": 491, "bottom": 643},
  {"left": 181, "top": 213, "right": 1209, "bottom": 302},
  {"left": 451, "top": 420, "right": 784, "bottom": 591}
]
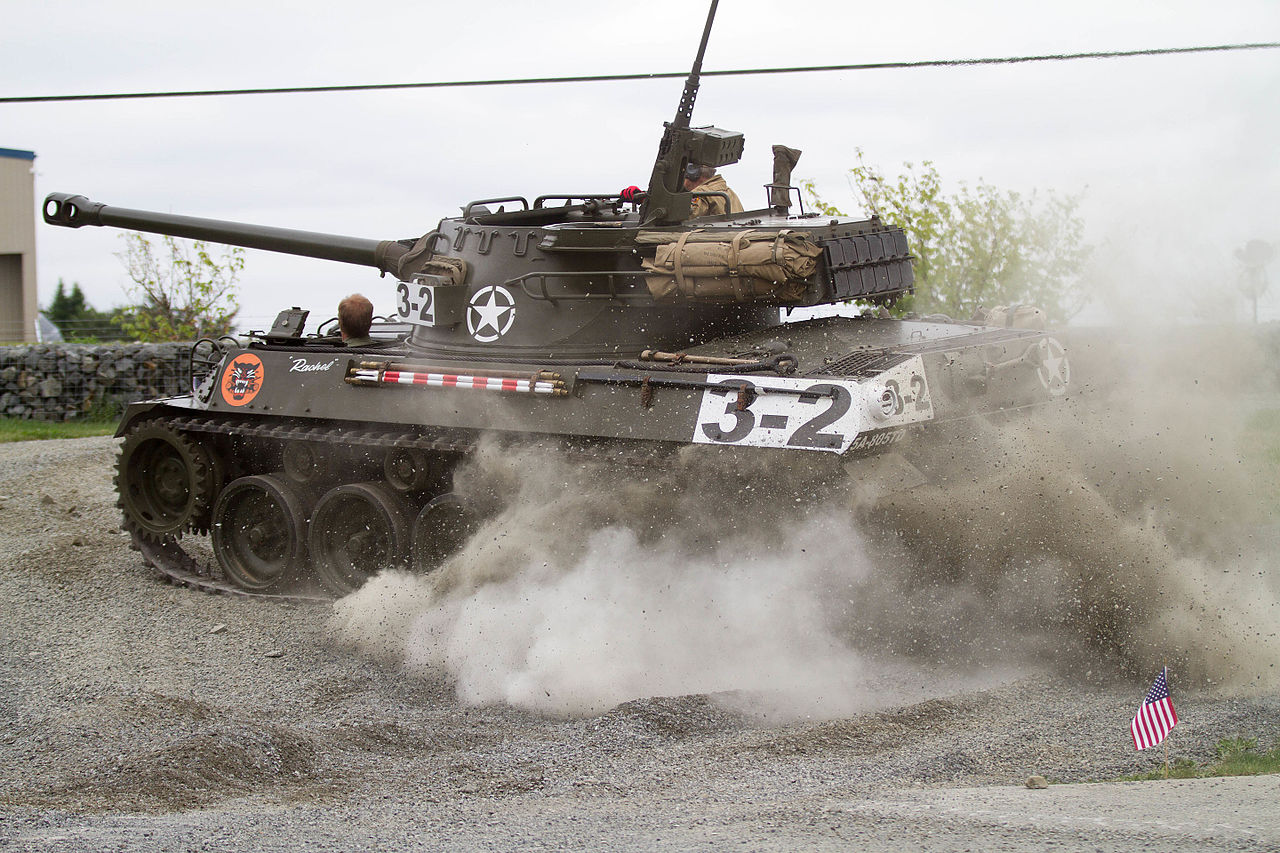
[
  {"left": 804, "top": 149, "right": 1090, "bottom": 323},
  {"left": 114, "top": 234, "right": 243, "bottom": 341},
  {"left": 46, "top": 279, "right": 89, "bottom": 325},
  {"left": 43, "top": 279, "right": 128, "bottom": 341}
]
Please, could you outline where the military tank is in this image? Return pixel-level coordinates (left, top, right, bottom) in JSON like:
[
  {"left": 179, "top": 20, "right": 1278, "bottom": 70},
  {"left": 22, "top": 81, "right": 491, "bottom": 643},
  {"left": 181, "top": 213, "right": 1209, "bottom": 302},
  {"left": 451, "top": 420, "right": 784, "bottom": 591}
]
[{"left": 42, "top": 1, "right": 1068, "bottom": 599}]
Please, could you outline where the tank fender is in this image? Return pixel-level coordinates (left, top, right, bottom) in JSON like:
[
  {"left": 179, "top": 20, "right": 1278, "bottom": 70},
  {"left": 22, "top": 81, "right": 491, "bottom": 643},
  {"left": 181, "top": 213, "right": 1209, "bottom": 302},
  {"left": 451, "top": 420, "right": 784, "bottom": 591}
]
[{"left": 114, "top": 399, "right": 196, "bottom": 437}]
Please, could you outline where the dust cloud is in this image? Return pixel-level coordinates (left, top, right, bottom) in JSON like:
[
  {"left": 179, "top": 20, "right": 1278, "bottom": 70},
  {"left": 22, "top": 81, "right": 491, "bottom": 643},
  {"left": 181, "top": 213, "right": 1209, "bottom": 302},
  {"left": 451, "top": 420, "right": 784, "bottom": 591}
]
[
  {"left": 330, "top": 326, "right": 1279, "bottom": 717},
  {"left": 331, "top": 446, "right": 910, "bottom": 718}
]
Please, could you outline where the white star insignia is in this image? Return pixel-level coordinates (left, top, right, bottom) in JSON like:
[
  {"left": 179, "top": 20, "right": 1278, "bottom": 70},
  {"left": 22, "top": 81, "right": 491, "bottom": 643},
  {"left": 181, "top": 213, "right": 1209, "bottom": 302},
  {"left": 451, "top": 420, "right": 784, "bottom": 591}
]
[
  {"left": 1036, "top": 337, "right": 1069, "bottom": 396},
  {"left": 467, "top": 286, "right": 516, "bottom": 342}
]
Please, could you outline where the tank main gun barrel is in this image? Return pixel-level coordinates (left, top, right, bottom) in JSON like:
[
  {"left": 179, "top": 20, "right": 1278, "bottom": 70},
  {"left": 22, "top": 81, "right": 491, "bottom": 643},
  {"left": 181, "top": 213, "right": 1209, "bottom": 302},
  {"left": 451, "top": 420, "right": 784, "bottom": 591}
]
[{"left": 42, "top": 192, "right": 411, "bottom": 276}]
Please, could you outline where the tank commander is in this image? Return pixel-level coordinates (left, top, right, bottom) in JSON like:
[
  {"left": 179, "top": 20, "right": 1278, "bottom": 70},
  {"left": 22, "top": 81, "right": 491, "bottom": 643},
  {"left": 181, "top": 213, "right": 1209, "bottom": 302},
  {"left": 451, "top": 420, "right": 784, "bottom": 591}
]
[
  {"left": 619, "top": 162, "right": 744, "bottom": 218},
  {"left": 338, "top": 293, "right": 375, "bottom": 346},
  {"left": 684, "top": 163, "right": 743, "bottom": 217}
]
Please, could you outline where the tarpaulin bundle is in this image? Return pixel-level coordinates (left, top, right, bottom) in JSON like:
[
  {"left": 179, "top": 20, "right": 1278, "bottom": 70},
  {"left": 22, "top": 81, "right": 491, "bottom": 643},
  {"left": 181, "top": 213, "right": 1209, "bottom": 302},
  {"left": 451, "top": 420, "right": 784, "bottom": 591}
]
[{"left": 639, "top": 229, "right": 822, "bottom": 301}]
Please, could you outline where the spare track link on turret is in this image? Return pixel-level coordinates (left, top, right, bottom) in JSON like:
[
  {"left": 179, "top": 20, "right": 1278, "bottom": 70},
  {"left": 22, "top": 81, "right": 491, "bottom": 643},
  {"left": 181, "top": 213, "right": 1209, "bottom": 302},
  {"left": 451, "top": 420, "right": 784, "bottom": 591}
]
[{"left": 119, "top": 413, "right": 672, "bottom": 602}]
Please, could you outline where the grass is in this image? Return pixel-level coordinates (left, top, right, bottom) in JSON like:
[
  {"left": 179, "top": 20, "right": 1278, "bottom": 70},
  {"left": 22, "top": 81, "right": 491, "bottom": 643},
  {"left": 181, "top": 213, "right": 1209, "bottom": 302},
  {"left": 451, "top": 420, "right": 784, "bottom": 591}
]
[
  {"left": 0, "top": 417, "right": 118, "bottom": 443},
  {"left": 1242, "top": 408, "right": 1280, "bottom": 512},
  {"left": 1245, "top": 409, "right": 1280, "bottom": 466},
  {"left": 1119, "top": 737, "right": 1280, "bottom": 781}
]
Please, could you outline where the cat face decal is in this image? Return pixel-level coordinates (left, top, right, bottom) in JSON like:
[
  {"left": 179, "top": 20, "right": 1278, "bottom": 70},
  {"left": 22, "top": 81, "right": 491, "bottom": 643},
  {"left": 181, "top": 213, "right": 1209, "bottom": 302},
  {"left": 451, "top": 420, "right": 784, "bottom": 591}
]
[{"left": 221, "top": 354, "right": 265, "bottom": 406}]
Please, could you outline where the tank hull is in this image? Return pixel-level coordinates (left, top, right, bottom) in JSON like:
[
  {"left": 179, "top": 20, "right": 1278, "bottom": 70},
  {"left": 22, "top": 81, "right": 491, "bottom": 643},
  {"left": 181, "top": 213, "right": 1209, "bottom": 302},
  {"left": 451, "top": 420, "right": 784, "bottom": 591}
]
[{"left": 128, "top": 316, "right": 1059, "bottom": 456}]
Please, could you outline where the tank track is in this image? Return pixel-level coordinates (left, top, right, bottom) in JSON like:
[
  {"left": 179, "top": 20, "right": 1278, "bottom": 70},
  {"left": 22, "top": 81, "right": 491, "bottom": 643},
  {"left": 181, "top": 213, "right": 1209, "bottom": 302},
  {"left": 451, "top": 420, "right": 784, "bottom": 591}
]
[
  {"left": 124, "top": 517, "right": 333, "bottom": 603},
  {"left": 122, "top": 413, "right": 671, "bottom": 602}
]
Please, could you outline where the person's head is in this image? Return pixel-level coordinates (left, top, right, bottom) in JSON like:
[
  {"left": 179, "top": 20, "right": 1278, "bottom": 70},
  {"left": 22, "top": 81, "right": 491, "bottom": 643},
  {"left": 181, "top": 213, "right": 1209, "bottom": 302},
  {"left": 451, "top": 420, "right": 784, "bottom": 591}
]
[
  {"left": 338, "top": 293, "right": 374, "bottom": 339},
  {"left": 682, "top": 163, "right": 716, "bottom": 191}
]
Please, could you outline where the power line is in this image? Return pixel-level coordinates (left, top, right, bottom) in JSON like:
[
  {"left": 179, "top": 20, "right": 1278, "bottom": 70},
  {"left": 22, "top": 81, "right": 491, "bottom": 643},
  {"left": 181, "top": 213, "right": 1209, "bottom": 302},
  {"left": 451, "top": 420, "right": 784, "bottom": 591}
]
[{"left": 2, "top": 42, "right": 1276, "bottom": 105}]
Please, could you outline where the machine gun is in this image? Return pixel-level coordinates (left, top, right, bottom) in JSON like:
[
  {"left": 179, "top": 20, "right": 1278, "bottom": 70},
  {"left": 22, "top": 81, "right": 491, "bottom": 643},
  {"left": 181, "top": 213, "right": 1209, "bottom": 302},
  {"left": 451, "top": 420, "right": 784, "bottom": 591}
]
[{"left": 638, "top": 0, "right": 744, "bottom": 226}]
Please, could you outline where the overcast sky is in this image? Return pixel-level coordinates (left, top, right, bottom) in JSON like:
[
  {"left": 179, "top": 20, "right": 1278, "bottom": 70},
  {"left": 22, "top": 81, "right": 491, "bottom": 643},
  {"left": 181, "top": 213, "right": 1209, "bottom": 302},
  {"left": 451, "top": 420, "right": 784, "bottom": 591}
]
[{"left": 4, "top": 0, "right": 1278, "bottom": 328}]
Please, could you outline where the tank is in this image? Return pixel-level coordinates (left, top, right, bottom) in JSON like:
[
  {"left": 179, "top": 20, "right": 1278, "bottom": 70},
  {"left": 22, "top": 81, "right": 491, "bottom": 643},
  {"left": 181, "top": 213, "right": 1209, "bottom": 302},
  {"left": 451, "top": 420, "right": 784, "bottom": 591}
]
[{"left": 41, "top": 2, "right": 1069, "bottom": 599}]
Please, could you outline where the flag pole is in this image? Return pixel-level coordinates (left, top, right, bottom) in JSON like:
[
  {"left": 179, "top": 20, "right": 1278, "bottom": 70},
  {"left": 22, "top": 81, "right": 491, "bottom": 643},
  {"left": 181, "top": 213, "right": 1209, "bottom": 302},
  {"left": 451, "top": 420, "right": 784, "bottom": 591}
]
[{"left": 1163, "top": 665, "right": 1170, "bottom": 779}]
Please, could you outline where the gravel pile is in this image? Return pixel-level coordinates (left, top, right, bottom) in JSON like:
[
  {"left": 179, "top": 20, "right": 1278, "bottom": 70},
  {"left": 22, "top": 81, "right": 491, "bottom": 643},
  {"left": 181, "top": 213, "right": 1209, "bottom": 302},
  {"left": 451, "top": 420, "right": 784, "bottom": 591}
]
[{"left": 1, "top": 436, "right": 1277, "bottom": 852}]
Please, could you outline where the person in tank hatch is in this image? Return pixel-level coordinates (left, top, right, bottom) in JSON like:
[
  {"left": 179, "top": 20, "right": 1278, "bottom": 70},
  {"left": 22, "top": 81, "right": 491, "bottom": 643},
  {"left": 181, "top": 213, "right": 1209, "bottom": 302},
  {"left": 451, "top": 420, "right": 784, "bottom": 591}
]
[
  {"left": 618, "top": 163, "right": 744, "bottom": 217},
  {"left": 339, "top": 293, "right": 375, "bottom": 346}
]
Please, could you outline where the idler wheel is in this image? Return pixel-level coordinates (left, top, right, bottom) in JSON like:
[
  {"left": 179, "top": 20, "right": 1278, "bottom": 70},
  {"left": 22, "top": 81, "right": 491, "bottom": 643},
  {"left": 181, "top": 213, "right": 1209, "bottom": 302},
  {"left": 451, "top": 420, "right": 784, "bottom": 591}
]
[
  {"left": 117, "top": 423, "right": 213, "bottom": 539},
  {"left": 411, "top": 493, "right": 480, "bottom": 573},
  {"left": 383, "top": 447, "right": 439, "bottom": 493},
  {"left": 211, "top": 474, "right": 311, "bottom": 592},
  {"left": 308, "top": 482, "right": 411, "bottom": 595}
]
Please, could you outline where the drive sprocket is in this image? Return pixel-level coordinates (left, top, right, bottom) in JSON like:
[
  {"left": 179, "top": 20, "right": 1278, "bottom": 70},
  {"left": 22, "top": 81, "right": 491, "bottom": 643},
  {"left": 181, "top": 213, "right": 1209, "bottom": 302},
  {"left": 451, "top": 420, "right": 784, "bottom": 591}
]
[{"left": 116, "top": 421, "right": 215, "bottom": 540}]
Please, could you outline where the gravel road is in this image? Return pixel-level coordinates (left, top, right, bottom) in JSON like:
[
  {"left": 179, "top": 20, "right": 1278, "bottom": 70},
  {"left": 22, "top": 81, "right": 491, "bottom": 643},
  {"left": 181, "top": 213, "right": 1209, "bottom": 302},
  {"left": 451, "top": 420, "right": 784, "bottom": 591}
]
[{"left": 1, "top": 436, "right": 1277, "bottom": 852}]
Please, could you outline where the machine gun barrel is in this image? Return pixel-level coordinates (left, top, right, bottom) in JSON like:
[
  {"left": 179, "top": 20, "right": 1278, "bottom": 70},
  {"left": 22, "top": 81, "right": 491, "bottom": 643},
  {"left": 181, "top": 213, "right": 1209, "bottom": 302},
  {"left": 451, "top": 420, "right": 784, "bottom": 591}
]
[
  {"left": 671, "top": 0, "right": 719, "bottom": 130},
  {"left": 42, "top": 192, "right": 409, "bottom": 275}
]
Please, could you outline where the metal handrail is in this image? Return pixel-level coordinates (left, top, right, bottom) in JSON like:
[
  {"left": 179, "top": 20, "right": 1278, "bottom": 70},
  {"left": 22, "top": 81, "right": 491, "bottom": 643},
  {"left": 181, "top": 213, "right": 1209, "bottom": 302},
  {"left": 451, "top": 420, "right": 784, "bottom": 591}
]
[
  {"left": 762, "top": 184, "right": 805, "bottom": 214},
  {"left": 461, "top": 196, "right": 529, "bottom": 220},
  {"left": 505, "top": 270, "right": 654, "bottom": 304},
  {"left": 532, "top": 194, "right": 625, "bottom": 209}
]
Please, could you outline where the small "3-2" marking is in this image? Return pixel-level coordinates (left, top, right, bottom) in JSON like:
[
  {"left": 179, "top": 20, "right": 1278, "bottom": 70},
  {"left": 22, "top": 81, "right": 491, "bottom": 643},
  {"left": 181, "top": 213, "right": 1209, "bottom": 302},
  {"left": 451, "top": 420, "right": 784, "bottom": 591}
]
[{"left": 396, "top": 281, "right": 437, "bottom": 326}]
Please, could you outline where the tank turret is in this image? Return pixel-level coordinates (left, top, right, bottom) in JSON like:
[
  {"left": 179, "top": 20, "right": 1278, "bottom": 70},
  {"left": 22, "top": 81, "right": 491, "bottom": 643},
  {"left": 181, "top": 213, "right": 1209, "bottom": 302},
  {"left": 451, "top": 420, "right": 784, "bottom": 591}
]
[
  {"left": 42, "top": 0, "right": 915, "bottom": 360},
  {"left": 44, "top": 183, "right": 915, "bottom": 359}
]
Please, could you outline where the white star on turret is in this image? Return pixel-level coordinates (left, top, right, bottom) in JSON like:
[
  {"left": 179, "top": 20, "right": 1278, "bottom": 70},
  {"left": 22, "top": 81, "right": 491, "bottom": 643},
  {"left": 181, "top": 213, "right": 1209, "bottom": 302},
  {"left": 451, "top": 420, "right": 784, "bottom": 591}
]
[
  {"left": 467, "top": 286, "right": 516, "bottom": 342},
  {"left": 471, "top": 291, "right": 508, "bottom": 335}
]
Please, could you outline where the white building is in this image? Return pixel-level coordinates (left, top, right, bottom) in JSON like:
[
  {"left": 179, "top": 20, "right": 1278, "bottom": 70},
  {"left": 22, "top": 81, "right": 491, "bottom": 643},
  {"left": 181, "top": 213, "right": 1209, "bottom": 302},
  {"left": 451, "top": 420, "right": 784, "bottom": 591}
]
[{"left": 0, "top": 147, "right": 38, "bottom": 343}]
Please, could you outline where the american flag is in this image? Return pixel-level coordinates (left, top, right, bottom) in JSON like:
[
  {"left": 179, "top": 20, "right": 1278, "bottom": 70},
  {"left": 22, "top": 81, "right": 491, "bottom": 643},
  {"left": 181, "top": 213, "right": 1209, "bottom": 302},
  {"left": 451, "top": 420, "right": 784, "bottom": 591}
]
[{"left": 1131, "top": 667, "right": 1179, "bottom": 750}]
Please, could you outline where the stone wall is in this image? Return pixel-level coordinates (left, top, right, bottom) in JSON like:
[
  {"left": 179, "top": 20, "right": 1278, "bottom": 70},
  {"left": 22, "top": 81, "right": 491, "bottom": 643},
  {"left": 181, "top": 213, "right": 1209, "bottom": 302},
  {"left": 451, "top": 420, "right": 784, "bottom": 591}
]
[{"left": 0, "top": 343, "right": 191, "bottom": 420}]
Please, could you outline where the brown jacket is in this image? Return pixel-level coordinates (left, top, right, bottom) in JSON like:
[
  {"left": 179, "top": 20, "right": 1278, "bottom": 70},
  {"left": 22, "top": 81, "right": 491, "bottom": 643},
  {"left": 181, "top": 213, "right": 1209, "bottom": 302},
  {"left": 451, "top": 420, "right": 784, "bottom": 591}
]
[{"left": 690, "top": 174, "right": 744, "bottom": 218}]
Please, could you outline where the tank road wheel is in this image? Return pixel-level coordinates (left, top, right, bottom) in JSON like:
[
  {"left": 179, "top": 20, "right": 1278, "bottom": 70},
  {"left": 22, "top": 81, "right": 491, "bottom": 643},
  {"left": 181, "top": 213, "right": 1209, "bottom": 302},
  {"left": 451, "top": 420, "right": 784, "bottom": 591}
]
[
  {"left": 411, "top": 493, "right": 480, "bottom": 573},
  {"left": 211, "top": 474, "right": 311, "bottom": 592},
  {"left": 308, "top": 482, "right": 411, "bottom": 596},
  {"left": 117, "top": 423, "right": 213, "bottom": 539}
]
